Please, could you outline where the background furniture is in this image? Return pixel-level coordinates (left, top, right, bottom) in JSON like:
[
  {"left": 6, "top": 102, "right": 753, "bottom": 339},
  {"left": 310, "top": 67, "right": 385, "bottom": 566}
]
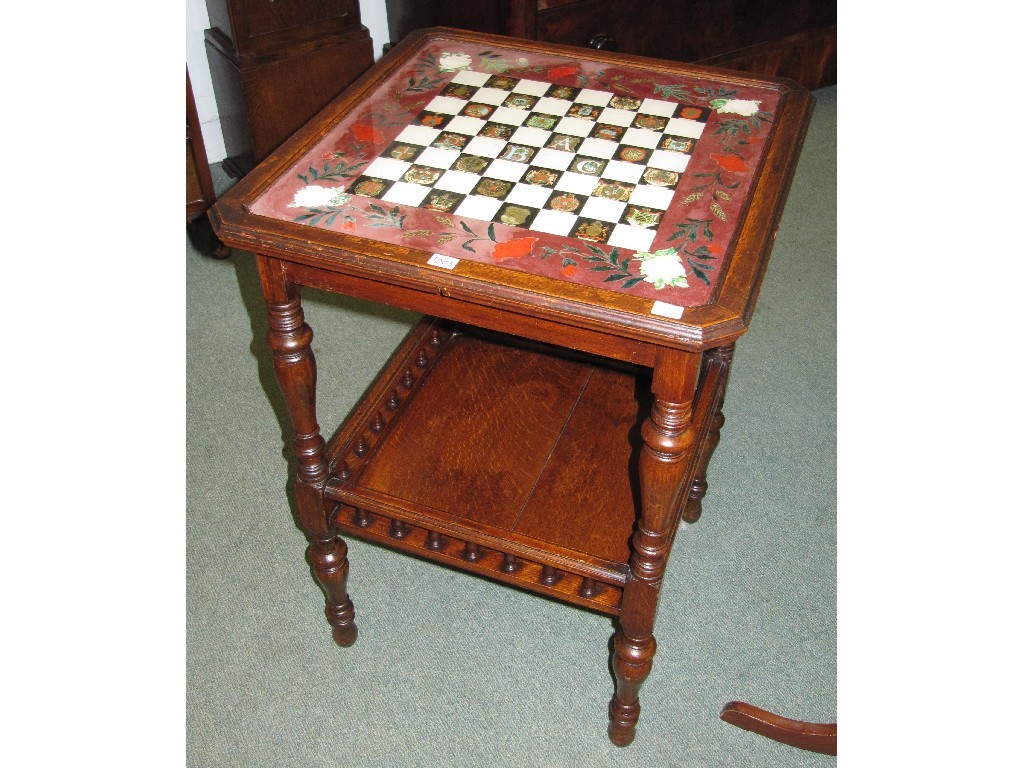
[
  {"left": 721, "top": 701, "right": 837, "bottom": 755},
  {"left": 209, "top": 28, "right": 814, "bottom": 747},
  {"left": 383, "top": 0, "right": 836, "bottom": 92},
  {"left": 204, "top": 0, "right": 375, "bottom": 175},
  {"left": 186, "top": 69, "right": 229, "bottom": 259}
]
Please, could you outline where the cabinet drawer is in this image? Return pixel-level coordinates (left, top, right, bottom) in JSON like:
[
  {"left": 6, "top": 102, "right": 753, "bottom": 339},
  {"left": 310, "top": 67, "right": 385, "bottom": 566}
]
[{"left": 226, "top": 0, "right": 358, "bottom": 57}]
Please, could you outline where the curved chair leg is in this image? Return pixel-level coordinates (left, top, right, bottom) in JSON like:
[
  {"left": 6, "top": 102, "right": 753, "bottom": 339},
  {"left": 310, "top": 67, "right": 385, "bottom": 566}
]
[{"left": 720, "top": 701, "right": 836, "bottom": 756}]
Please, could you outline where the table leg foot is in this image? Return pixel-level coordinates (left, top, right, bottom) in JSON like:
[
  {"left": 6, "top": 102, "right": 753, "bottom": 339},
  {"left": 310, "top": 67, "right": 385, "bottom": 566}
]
[
  {"left": 608, "top": 629, "right": 656, "bottom": 747},
  {"left": 308, "top": 534, "right": 358, "bottom": 648}
]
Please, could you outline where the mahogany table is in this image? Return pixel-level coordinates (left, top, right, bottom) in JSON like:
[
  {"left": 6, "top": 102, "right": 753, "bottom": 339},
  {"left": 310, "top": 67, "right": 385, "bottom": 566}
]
[{"left": 210, "top": 27, "right": 813, "bottom": 747}]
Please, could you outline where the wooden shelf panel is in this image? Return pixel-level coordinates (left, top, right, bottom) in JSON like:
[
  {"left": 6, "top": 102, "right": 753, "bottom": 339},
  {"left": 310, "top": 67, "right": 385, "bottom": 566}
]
[{"left": 324, "top": 317, "right": 648, "bottom": 596}]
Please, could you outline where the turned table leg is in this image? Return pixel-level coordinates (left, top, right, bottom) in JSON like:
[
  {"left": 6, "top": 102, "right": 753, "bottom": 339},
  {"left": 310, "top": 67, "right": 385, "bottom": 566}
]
[
  {"left": 258, "top": 255, "right": 357, "bottom": 647},
  {"left": 683, "top": 344, "right": 735, "bottom": 524},
  {"left": 609, "top": 348, "right": 700, "bottom": 746}
]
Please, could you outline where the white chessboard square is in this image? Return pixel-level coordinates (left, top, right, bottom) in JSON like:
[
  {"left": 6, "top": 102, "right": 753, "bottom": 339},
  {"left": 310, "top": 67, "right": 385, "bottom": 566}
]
[
  {"left": 512, "top": 78, "right": 551, "bottom": 97},
  {"left": 532, "top": 148, "right": 575, "bottom": 171},
  {"left": 608, "top": 223, "right": 657, "bottom": 252},
  {"left": 445, "top": 116, "right": 487, "bottom": 136},
  {"left": 628, "top": 183, "right": 675, "bottom": 210},
  {"left": 621, "top": 128, "right": 661, "bottom": 149},
  {"left": 363, "top": 156, "right": 411, "bottom": 181},
  {"left": 533, "top": 97, "right": 572, "bottom": 116},
  {"left": 490, "top": 106, "right": 529, "bottom": 126},
  {"left": 648, "top": 150, "right": 691, "bottom": 173},
  {"left": 486, "top": 159, "right": 529, "bottom": 183},
  {"left": 435, "top": 169, "right": 481, "bottom": 194},
  {"left": 555, "top": 171, "right": 600, "bottom": 196},
  {"left": 451, "top": 70, "right": 491, "bottom": 86},
  {"left": 472, "top": 87, "right": 512, "bottom": 106},
  {"left": 554, "top": 117, "right": 596, "bottom": 137},
  {"left": 455, "top": 194, "right": 503, "bottom": 222},
  {"left": 416, "top": 147, "right": 460, "bottom": 170},
  {"left": 530, "top": 208, "right": 578, "bottom": 236},
  {"left": 506, "top": 183, "right": 552, "bottom": 208},
  {"left": 425, "top": 95, "right": 468, "bottom": 115},
  {"left": 639, "top": 98, "right": 678, "bottom": 117},
  {"left": 381, "top": 181, "right": 431, "bottom": 207},
  {"left": 395, "top": 125, "right": 442, "bottom": 146},
  {"left": 579, "top": 196, "right": 627, "bottom": 222},
  {"left": 602, "top": 159, "right": 645, "bottom": 184},
  {"left": 509, "top": 126, "right": 552, "bottom": 147},
  {"left": 464, "top": 135, "right": 508, "bottom": 158},
  {"left": 575, "top": 88, "right": 614, "bottom": 107},
  {"left": 665, "top": 117, "right": 706, "bottom": 139},
  {"left": 599, "top": 108, "right": 639, "bottom": 127},
  {"left": 578, "top": 137, "right": 619, "bottom": 159}
]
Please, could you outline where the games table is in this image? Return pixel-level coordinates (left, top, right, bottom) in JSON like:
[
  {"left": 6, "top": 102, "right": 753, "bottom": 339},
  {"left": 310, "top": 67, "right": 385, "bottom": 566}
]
[{"left": 210, "top": 27, "right": 813, "bottom": 746}]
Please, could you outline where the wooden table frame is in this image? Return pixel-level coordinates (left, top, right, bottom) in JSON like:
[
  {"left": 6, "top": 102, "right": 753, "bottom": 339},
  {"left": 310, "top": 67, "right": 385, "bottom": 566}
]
[{"left": 211, "top": 27, "right": 813, "bottom": 747}]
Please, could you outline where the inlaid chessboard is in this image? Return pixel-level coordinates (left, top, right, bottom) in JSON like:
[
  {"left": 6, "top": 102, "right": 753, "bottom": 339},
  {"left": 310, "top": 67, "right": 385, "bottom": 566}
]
[{"left": 345, "top": 69, "right": 712, "bottom": 253}]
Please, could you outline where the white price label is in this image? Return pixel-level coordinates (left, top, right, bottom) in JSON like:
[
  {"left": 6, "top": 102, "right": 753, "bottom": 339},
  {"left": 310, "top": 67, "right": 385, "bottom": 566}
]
[
  {"left": 650, "top": 301, "right": 684, "bottom": 319},
  {"left": 427, "top": 254, "right": 460, "bottom": 270}
]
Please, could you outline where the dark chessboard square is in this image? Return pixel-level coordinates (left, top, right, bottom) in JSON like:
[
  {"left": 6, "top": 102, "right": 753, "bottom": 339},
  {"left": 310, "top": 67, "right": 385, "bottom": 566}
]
[
  {"left": 592, "top": 123, "right": 627, "bottom": 142},
  {"left": 415, "top": 111, "right": 453, "bottom": 129},
  {"left": 461, "top": 102, "right": 497, "bottom": 120},
  {"left": 566, "top": 103, "right": 603, "bottom": 121},
  {"left": 484, "top": 74, "right": 519, "bottom": 90},
  {"left": 471, "top": 177, "right": 515, "bottom": 200},
  {"left": 431, "top": 132, "right": 471, "bottom": 152},
  {"left": 640, "top": 167, "right": 682, "bottom": 189},
  {"left": 496, "top": 144, "right": 537, "bottom": 164},
  {"left": 545, "top": 133, "right": 583, "bottom": 152},
  {"left": 348, "top": 176, "right": 394, "bottom": 199},
  {"left": 545, "top": 84, "right": 581, "bottom": 101},
  {"left": 658, "top": 135, "right": 697, "bottom": 154},
  {"left": 615, "top": 145, "right": 651, "bottom": 164},
  {"left": 568, "top": 156, "right": 608, "bottom": 176},
  {"left": 503, "top": 93, "right": 539, "bottom": 110},
  {"left": 452, "top": 154, "right": 491, "bottom": 174},
  {"left": 523, "top": 113, "right": 562, "bottom": 131},
  {"left": 632, "top": 114, "right": 669, "bottom": 132},
  {"left": 479, "top": 121, "right": 516, "bottom": 140},
  {"left": 674, "top": 104, "right": 713, "bottom": 122},
  {"left": 620, "top": 204, "right": 664, "bottom": 229},
  {"left": 421, "top": 190, "right": 466, "bottom": 213},
  {"left": 493, "top": 202, "right": 540, "bottom": 228},
  {"left": 609, "top": 95, "right": 643, "bottom": 111},
  {"left": 592, "top": 178, "right": 636, "bottom": 202},
  {"left": 401, "top": 164, "right": 445, "bottom": 186},
  {"left": 440, "top": 82, "right": 478, "bottom": 100},
  {"left": 382, "top": 142, "right": 425, "bottom": 163},
  {"left": 521, "top": 166, "right": 563, "bottom": 187},
  {"left": 545, "top": 191, "right": 589, "bottom": 215},
  {"left": 570, "top": 219, "right": 612, "bottom": 243}
]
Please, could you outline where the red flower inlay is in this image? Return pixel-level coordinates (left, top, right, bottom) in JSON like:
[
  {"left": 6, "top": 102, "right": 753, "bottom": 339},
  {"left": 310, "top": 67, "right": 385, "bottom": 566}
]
[
  {"left": 548, "top": 65, "right": 578, "bottom": 79},
  {"left": 708, "top": 243, "right": 725, "bottom": 254},
  {"left": 352, "top": 123, "right": 385, "bottom": 143},
  {"left": 342, "top": 220, "right": 356, "bottom": 230},
  {"left": 492, "top": 237, "right": 538, "bottom": 261},
  {"left": 561, "top": 264, "right": 577, "bottom": 277},
  {"left": 710, "top": 153, "right": 748, "bottom": 173}
]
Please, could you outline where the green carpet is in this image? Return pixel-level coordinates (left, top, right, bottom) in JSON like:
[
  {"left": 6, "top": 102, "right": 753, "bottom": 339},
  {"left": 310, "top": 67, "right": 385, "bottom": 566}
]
[{"left": 186, "top": 85, "right": 836, "bottom": 767}]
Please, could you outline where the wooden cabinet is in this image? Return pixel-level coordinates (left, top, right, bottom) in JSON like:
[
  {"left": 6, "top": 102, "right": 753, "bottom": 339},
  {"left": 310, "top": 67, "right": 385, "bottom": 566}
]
[
  {"left": 204, "top": 0, "right": 375, "bottom": 173},
  {"left": 384, "top": 0, "right": 836, "bottom": 91}
]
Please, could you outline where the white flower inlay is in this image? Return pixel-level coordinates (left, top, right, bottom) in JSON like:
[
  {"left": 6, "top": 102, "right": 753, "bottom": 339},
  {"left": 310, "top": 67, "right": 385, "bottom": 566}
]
[
  {"left": 437, "top": 52, "right": 473, "bottom": 72},
  {"left": 288, "top": 186, "right": 351, "bottom": 208},
  {"left": 710, "top": 98, "right": 761, "bottom": 117},
  {"left": 637, "top": 248, "right": 689, "bottom": 289}
]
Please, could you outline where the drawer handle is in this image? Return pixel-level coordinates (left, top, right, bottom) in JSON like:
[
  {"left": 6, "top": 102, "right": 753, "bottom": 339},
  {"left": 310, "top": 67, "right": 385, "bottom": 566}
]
[{"left": 588, "top": 33, "right": 618, "bottom": 51}]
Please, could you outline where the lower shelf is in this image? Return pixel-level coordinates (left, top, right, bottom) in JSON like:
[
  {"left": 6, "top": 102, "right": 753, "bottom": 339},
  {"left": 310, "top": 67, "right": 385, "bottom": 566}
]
[{"left": 323, "top": 317, "right": 654, "bottom": 615}]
